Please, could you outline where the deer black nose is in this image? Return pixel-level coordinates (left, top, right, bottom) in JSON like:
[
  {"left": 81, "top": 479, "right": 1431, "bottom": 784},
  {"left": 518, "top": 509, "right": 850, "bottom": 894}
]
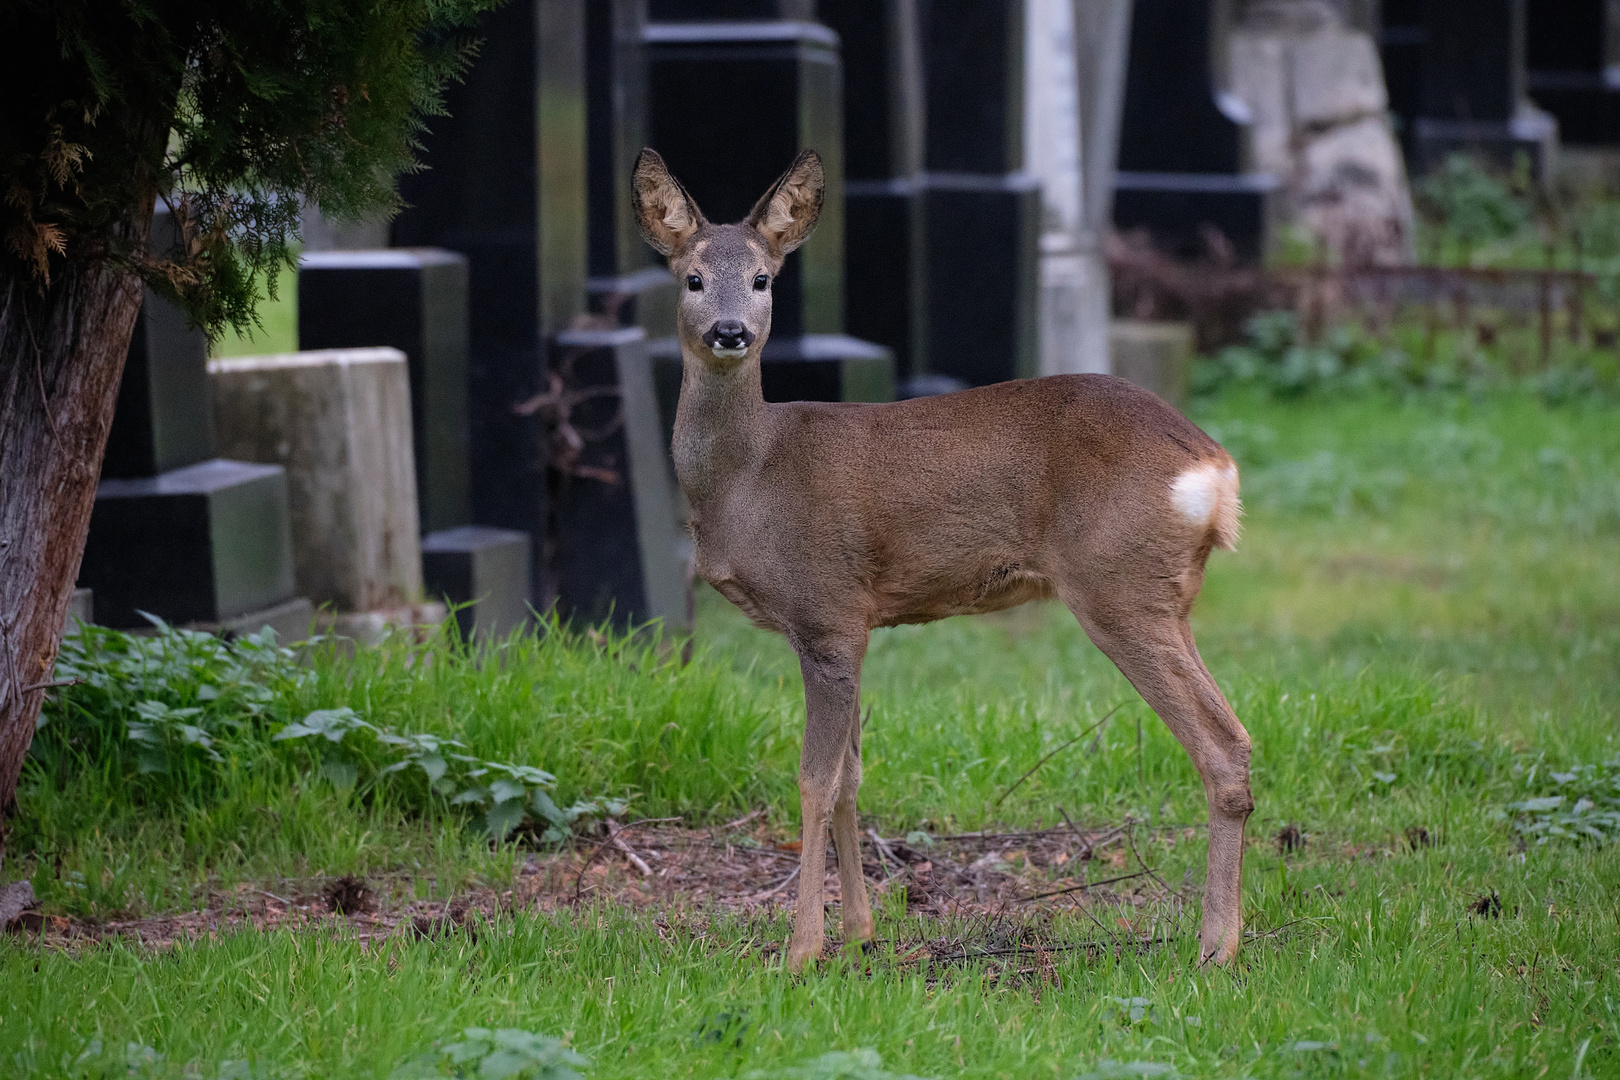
[{"left": 706, "top": 319, "right": 752, "bottom": 351}]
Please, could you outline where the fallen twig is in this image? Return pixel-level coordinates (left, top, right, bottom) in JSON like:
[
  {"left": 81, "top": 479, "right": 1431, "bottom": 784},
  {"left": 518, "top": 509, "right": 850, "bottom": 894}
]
[{"left": 1015, "top": 868, "right": 1154, "bottom": 903}]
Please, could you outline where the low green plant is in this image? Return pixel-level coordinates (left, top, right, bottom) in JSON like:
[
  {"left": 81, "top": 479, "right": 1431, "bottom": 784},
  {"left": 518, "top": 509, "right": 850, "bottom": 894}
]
[
  {"left": 391, "top": 1028, "right": 588, "bottom": 1080},
  {"left": 743, "top": 1049, "right": 933, "bottom": 1080},
  {"left": 1503, "top": 758, "right": 1620, "bottom": 844}
]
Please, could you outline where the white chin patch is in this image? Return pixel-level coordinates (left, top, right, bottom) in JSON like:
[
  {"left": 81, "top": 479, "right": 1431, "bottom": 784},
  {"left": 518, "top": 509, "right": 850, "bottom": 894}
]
[{"left": 710, "top": 346, "right": 748, "bottom": 359}]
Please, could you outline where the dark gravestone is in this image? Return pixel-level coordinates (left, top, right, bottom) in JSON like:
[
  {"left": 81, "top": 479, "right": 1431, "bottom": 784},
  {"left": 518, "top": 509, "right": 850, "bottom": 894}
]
[
  {"left": 588, "top": 0, "right": 651, "bottom": 280},
  {"left": 82, "top": 461, "right": 297, "bottom": 629},
  {"left": 1379, "top": 0, "right": 1427, "bottom": 160},
  {"left": 586, "top": 0, "right": 682, "bottom": 337},
  {"left": 548, "top": 328, "right": 690, "bottom": 630},
  {"left": 644, "top": 19, "right": 895, "bottom": 401},
  {"left": 104, "top": 280, "right": 217, "bottom": 478},
  {"left": 914, "top": 0, "right": 1040, "bottom": 384},
  {"left": 1527, "top": 0, "right": 1620, "bottom": 147},
  {"left": 1412, "top": 0, "right": 1557, "bottom": 174},
  {"left": 422, "top": 526, "right": 533, "bottom": 642},
  {"left": 824, "top": 0, "right": 1039, "bottom": 386},
  {"left": 820, "top": 0, "right": 921, "bottom": 372},
  {"left": 392, "top": 0, "right": 588, "bottom": 609},
  {"left": 82, "top": 206, "right": 299, "bottom": 632},
  {"left": 1114, "top": 0, "right": 1275, "bottom": 263},
  {"left": 297, "top": 249, "right": 471, "bottom": 534},
  {"left": 649, "top": 0, "right": 814, "bottom": 19}
]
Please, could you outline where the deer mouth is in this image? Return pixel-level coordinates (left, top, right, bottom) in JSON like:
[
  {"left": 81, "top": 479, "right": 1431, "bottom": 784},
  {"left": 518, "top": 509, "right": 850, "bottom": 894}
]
[{"left": 702, "top": 322, "right": 755, "bottom": 357}]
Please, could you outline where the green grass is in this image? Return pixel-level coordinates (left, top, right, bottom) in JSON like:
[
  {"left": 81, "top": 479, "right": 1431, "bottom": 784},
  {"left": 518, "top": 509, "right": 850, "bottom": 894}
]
[{"left": 4, "top": 385, "right": 1619, "bottom": 1079}]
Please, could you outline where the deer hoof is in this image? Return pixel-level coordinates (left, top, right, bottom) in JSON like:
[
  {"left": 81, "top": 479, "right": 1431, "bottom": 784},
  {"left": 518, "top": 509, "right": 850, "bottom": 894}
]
[{"left": 785, "top": 941, "right": 821, "bottom": 973}]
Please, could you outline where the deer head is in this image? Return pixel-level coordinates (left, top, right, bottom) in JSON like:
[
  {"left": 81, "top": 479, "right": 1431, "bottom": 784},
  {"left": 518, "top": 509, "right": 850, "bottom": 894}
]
[{"left": 632, "top": 148, "right": 824, "bottom": 369}]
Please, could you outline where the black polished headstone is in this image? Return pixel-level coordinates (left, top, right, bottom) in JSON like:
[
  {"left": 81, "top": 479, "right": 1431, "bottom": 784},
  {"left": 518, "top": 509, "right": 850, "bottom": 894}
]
[
  {"left": 422, "top": 526, "right": 533, "bottom": 642},
  {"left": 1113, "top": 0, "right": 1272, "bottom": 262},
  {"left": 80, "top": 460, "right": 297, "bottom": 629},
  {"left": 819, "top": 0, "right": 921, "bottom": 372},
  {"left": 392, "top": 0, "right": 587, "bottom": 608},
  {"left": 588, "top": 0, "right": 651, "bottom": 280},
  {"left": 104, "top": 209, "right": 217, "bottom": 479},
  {"left": 88, "top": 205, "right": 299, "bottom": 629},
  {"left": 649, "top": 0, "right": 813, "bottom": 20},
  {"left": 915, "top": 0, "right": 1038, "bottom": 384},
  {"left": 919, "top": 0, "right": 1023, "bottom": 174},
  {"left": 1412, "top": 0, "right": 1556, "bottom": 174},
  {"left": 917, "top": 176, "right": 1040, "bottom": 386},
  {"left": 297, "top": 249, "right": 471, "bottom": 533},
  {"left": 1379, "top": 0, "right": 1427, "bottom": 160},
  {"left": 1527, "top": 0, "right": 1620, "bottom": 147},
  {"left": 841, "top": 179, "right": 916, "bottom": 368},
  {"left": 549, "top": 327, "right": 691, "bottom": 630}
]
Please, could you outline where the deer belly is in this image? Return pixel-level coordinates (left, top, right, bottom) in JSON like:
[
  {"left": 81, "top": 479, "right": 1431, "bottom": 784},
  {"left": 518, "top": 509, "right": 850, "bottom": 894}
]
[{"left": 871, "top": 560, "right": 1054, "bottom": 627}]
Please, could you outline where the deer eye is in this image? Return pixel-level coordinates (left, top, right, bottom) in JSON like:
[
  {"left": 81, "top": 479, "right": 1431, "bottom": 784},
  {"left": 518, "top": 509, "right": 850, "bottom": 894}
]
[
  {"left": 686, "top": 274, "right": 703, "bottom": 291},
  {"left": 753, "top": 274, "right": 770, "bottom": 291}
]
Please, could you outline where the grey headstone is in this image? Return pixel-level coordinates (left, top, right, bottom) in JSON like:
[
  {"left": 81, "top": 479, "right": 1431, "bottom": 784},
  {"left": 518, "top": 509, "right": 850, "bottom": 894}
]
[
  {"left": 422, "top": 526, "right": 533, "bottom": 642},
  {"left": 81, "top": 460, "right": 297, "bottom": 629}
]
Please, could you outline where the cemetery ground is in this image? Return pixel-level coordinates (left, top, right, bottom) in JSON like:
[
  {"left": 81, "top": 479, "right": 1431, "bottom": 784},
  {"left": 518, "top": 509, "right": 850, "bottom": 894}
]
[{"left": 4, "top": 383, "right": 1620, "bottom": 1080}]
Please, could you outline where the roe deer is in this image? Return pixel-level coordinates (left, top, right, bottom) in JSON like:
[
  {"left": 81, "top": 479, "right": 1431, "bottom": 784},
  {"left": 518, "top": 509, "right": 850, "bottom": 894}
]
[{"left": 633, "top": 148, "right": 1251, "bottom": 972}]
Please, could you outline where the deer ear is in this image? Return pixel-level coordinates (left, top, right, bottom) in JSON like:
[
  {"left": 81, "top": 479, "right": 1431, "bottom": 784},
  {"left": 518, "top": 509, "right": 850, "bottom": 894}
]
[
  {"left": 747, "top": 150, "right": 824, "bottom": 255},
  {"left": 633, "top": 149, "right": 705, "bottom": 257}
]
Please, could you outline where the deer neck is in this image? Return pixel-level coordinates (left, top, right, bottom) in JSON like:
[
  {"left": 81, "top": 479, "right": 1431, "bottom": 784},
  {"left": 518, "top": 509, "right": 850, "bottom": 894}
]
[{"left": 671, "top": 349, "right": 769, "bottom": 508}]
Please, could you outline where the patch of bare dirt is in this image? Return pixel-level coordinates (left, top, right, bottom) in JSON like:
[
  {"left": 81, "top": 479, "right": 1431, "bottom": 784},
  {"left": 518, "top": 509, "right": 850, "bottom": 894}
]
[{"left": 5, "top": 817, "right": 1205, "bottom": 955}]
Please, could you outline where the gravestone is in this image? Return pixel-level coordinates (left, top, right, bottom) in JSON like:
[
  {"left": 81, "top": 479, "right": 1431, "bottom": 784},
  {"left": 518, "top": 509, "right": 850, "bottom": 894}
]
[
  {"left": 1527, "top": 0, "right": 1620, "bottom": 148},
  {"left": 79, "top": 205, "right": 301, "bottom": 634},
  {"left": 391, "top": 0, "right": 587, "bottom": 612},
  {"left": 820, "top": 0, "right": 923, "bottom": 373},
  {"left": 209, "top": 349, "right": 424, "bottom": 615},
  {"left": 297, "top": 249, "right": 470, "bottom": 534},
  {"left": 82, "top": 460, "right": 298, "bottom": 630},
  {"left": 1115, "top": 0, "right": 1278, "bottom": 262},
  {"left": 915, "top": 0, "right": 1041, "bottom": 386},
  {"left": 1410, "top": 0, "right": 1557, "bottom": 175},
  {"left": 584, "top": 0, "right": 682, "bottom": 344},
  {"left": 422, "top": 527, "right": 533, "bottom": 642},
  {"left": 643, "top": 17, "right": 896, "bottom": 403},
  {"left": 1110, "top": 320, "right": 1192, "bottom": 408},
  {"left": 819, "top": 0, "right": 1039, "bottom": 388},
  {"left": 549, "top": 328, "right": 690, "bottom": 630}
]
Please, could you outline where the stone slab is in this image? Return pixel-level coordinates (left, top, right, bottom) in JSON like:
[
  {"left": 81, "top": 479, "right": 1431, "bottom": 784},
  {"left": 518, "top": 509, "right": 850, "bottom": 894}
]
[
  {"left": 421, "top": 526, "right": 532, "bottom": 642},
  {"left": 1111, "top": 320, "right": 1193, "bottom": 409},
  {"left": 80, "top": 459, "right": 297, "bottom": 629},
  {"left": 210, "top": 348, "right": 424, "bottom": 613}
]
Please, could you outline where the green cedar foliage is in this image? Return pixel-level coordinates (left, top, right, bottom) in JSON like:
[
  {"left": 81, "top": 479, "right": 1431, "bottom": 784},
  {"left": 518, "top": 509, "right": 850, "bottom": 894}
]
[{"left": 0, "top": 0, "right": 501, "bottom": 335}]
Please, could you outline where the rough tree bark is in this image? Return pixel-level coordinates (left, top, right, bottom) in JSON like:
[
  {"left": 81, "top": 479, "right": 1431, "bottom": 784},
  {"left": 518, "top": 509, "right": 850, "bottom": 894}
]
[{"left": 0, "top": 203, "right": 154, "bottom": 846}]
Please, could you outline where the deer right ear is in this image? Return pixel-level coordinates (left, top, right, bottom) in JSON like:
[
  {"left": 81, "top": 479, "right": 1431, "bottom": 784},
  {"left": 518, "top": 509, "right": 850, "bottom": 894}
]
[{"left": 633, "top": 149, "right": 705, "bottom": 257}]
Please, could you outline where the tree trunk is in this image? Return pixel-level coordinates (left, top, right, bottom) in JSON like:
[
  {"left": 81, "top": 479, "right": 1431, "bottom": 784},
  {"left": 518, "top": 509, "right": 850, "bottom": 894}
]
[{"left": 0, "top": 207, "right": 153, "bottom": 839}]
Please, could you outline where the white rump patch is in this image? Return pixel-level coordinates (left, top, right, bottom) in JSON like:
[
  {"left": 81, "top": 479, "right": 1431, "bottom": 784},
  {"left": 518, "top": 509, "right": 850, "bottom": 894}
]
[{"left": 1170, "top": 462, "right": 1230, "bottom": 526}]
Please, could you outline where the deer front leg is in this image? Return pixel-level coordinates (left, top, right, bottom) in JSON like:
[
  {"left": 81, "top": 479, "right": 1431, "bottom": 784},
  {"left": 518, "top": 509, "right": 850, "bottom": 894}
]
[
  {"left": 830, "top": 706, "right": 874, "bottom": 948},
  {"left": 786, "top": 633, "right": 866, "bottom": 973}
]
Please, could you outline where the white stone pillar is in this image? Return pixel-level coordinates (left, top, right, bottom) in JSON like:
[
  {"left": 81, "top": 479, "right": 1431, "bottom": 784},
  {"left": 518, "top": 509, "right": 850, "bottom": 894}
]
[{"left": 1027, "top": 0, "right": 1134, "bottom": 376}]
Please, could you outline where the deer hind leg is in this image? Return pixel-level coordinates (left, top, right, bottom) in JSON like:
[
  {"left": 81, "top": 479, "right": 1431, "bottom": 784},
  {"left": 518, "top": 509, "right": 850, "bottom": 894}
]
[
  {"left": 786, "top": 631, "right": 868, "bottom": 973},
  {"left": 830, "top": 705, "right": 874, "bottom": 947},
  {"left": 1067, "top": 596, "right": 1253, "bottom": 965}
]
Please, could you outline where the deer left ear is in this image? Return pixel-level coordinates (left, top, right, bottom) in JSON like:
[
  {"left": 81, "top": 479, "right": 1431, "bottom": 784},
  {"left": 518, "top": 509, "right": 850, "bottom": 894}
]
[{"left": 746, "top": 150, "right": 824, "bottom": 255}]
